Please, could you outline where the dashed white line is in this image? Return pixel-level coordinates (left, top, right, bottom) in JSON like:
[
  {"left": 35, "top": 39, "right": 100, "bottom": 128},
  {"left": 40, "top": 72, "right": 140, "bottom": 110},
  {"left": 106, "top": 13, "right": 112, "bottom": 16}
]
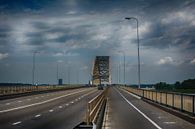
[
  {"left": 157, "top": 116, "right": 166, "bottom": 119},
  {"left": 0, "top": 89, "right": 89, "bottom": 113},
  {"left": 12, "top": 121, "right": 22, "bottom": 125},
  {"left": 18, "top": 101, "right": 22, "bottom": 103},
  {"left": 49, "top": 109, "right": 53, "bottom": 112},
  {"left": 71, "top": 101, "right": 74, "bottom": 104},
  {"left": 6, "top": 103, "right": 10, "bottom": 105},
  {"left": 163, "top": 122, "right": 176, "bottom": 124},
  {"left": 66, "top": 104, "right": 69, "bottom": 106},
  {"left": 58, "top": 106, "right": 62, "bottom": 108},
  {"left": 35, "top": 114, "right": 41, "bottom": 118},
  {"left": 116, "top": 88, "right": 162, "bottom": 129}
]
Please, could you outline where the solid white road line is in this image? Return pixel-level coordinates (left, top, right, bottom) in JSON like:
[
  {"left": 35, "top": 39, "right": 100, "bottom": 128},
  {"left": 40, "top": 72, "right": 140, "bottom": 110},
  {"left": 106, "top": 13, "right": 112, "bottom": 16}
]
[
  {"left": 116, "top": 88, "right": 162, "bottom": 129},
  {"left": 12, "top": 121, "right": 22, "bottom": 125},
  {"left": 121, "top": 88, "right": 141, "bottom": 99},
  {"left": 35, "top": 114, "right": 41, "bottom": 118},
  {"left": 0, "top": 89, "right": 90, "bottom": 113}
]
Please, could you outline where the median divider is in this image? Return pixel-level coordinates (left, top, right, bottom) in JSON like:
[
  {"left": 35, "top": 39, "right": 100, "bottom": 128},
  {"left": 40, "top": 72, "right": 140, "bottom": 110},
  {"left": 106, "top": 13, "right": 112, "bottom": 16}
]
[{"left": 73, "top": 87, "right": 109, "bottom": 129}]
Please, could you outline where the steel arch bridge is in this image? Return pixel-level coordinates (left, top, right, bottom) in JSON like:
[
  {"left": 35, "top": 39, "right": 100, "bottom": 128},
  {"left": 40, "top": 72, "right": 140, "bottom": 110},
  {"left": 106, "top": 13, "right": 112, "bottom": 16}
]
[{"left": 92, "top": 56, "right": 111, "bottom": 85}]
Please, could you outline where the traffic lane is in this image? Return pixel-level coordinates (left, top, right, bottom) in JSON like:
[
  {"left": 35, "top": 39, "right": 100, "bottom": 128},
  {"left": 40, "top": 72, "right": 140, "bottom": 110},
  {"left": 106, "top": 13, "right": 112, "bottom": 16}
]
[
  {"left": 108, "top": 87, "right": 157, "bottom": 129},
  {"left": 0, "top": 87, "right": 92, "bottom": 110},
  {"left": 8, "top": 89, "right": 101, "bottom": 129},
  {"left": 0, "top": 88, "right": 97, "bottom": 129},
  {"left": 118, "top": 87, "right": 195, "bottom": 129},
  {"left": 0, "top": 88, "right": 90, "bottom": 108}
]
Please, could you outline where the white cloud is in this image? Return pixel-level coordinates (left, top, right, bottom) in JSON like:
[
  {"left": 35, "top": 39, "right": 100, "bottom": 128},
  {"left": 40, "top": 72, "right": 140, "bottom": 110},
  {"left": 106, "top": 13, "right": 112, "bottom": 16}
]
[
  {"left": 190, "top": 58, "right": 195, "bottom": 64},
  {"left": 161, "top": 10, "right": 195, "bottom": 26},
  {"left": 0, "top": 53, "right": 9, "bottom": 60},
  {"left": 57, "top": 60, "right": 64, "bottom": 63},
  {"left": 157, "top": 57, "right": 174, "bottom": 65},
  {"left": 53, "top": 52, "right": 64, "bottom": 57}
]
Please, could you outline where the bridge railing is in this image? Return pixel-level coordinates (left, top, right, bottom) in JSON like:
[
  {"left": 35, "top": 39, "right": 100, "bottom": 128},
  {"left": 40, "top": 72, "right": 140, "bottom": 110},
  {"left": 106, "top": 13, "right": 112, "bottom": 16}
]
[
  {"left": 86, "top": 87, "right": 108, "bottom": 125},
  {"left": 0, "top": 85, "right": 84, "bottom": 96},
  {"left": 122, "top": 86, "right": 195, "bottom": 115}
]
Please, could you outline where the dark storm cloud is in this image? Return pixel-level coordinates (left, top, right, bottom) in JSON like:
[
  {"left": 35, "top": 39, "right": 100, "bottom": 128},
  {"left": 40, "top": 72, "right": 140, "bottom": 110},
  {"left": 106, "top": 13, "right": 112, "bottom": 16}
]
[
  {"left": 0, "top": 0, "right": 195, "bottom": 84},
  {"left": 0, "top": 0, "right": 52, "bottom": 13},
  {"left": 0, "top": 24, "right": 12, "bottom": 53}
]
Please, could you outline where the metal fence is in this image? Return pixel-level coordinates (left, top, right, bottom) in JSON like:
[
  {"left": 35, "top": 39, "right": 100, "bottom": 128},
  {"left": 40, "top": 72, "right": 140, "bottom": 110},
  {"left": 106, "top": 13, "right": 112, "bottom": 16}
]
[
  {"left": 122, "top": 87, "right": 195, "bottom": 115},
  {"left": 86, "top": 88, "right": 108, "bottom": 125},
  {"left": 0, "top": 85, "right": 84, "bottom": 96}
]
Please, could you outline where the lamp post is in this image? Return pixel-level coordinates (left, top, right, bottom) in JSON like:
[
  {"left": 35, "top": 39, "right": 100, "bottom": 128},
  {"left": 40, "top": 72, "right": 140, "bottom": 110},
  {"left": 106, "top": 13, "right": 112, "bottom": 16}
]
[
  {"left": 125, "top": 17, "right": 141, "bottom": 88},
  {"left": 32, "top": 51, "right": 39, "bottom": 85},
  {"left": 118, "top": 51, "right": 126, "bottom": 85},
  {"left": 57, "top": 62, "right": 59, "bottom": 84}
]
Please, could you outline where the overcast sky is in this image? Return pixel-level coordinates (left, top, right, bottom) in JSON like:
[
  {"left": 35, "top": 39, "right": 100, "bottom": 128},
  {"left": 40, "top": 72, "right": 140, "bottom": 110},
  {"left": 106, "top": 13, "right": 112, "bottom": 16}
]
[{"left": 0, "top": 0, "right": 195, "bottom": 84}]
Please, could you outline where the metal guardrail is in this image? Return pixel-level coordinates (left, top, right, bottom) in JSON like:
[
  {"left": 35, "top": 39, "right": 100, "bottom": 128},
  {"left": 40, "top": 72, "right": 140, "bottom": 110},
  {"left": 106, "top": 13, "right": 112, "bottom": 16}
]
[
  {"left": 86, "top": 88, "right": 108, "bottom": 126},
  {"left": 122, "top": 86, "right": 195, "bottom": 115},
  {"left": 0, "top": 85, "right": 84, "bottom": 96}
]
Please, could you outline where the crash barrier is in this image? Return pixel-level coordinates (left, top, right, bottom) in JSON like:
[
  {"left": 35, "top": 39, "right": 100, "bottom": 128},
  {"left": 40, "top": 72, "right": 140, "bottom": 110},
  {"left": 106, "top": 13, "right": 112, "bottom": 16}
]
[
  {"left": 74, "top": 88, "right": 108, "bottom": 129},
  {"left": 122, "top": 87, "right": 195, "bottom": 116},
  {"left": 0, "top": 85, "right": 84, "bottom": 96}
]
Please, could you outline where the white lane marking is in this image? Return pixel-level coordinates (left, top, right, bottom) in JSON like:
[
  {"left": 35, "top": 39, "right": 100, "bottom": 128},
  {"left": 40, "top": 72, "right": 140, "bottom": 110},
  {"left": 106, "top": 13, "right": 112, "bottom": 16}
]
[
  {"left": 157, "top": 116, "right": 166, "bottom": 119},
  {"left": 121, "top": 88, "right": 141, "bottom": 99},
  {"left": 71, "top": 101, "right": 74, "bottom": 104},
  {"left": 0, "top": 89, "right": 89, "bottom": 113},
  {"left": 78, "top": 97, "right": 81, "bottom": 100},
  {"left": 18, "top": 101, "right": 22, "bottom": 103},
  {"left": 59, "top": 106, "right": 62, "bottom": 108},
  {"left": 12, "top": 121, "right": 22, "bottom": 125},
  {"left": 49, "top": 109, "right": 53, "bottom": 112},
  {"left": 163, "top": 122, "right": 176, "bottom": 124},
  {"left": 6, "top": 103, "right": 10, "bottom": 105},
  {"left": 35, "top": 114, "right": 41, "bottom": 118},
  {"left": 66, "top": 103, "right": 69, "bottom": 106},
  {"left": 116, "top": 89, "right": 162, "bottom": 129}
]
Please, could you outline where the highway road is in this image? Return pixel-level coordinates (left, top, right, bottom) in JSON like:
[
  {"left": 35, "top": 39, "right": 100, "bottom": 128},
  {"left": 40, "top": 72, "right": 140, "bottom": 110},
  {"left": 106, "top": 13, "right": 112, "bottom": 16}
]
[
  {"left": 0, "top": 87, "right": 100, "bottom": 129},
  {"left": 103, "top": 87, "right": 195, "bottom": 129}
]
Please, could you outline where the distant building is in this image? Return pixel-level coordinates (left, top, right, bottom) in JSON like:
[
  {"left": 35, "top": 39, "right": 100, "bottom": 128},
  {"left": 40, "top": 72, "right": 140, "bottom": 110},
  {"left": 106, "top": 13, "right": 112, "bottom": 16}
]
[{"left": 58, "top": 79, "right": 63, "bottom": 85}]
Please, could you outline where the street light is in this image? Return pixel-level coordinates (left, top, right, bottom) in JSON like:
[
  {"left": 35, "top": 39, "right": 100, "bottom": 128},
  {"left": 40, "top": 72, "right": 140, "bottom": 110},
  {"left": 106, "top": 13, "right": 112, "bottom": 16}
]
[
  {"left": 32, "top": 51, "right": 39, "bottom": 85},
  {"left": 125, "top": 17, "right": 141, "bottom": 88},
  {"left": 118, "top": 51, "right": 126, "bottom": 85}
]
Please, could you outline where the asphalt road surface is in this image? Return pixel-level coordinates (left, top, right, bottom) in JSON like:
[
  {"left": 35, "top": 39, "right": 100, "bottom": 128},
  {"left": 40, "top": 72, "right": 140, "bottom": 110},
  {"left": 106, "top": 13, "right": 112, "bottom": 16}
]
[
  {"left": 103, "top": 87, "right": 195, "bottom": 129},
  {"left": 0, "top": 87, "right": 100, "bottom": 129}
]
